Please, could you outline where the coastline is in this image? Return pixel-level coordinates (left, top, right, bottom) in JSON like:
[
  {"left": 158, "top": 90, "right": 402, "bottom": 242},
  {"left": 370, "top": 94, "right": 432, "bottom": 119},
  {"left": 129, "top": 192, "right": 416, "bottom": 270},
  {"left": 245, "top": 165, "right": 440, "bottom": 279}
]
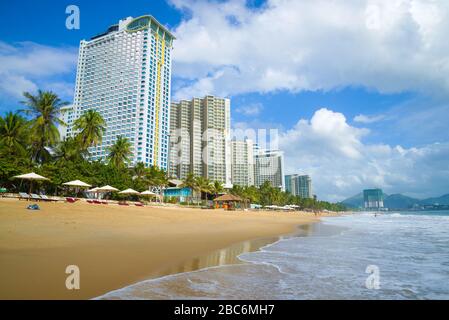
[{"left": 0, "top": 198, "right": 339, "bottom": 300}]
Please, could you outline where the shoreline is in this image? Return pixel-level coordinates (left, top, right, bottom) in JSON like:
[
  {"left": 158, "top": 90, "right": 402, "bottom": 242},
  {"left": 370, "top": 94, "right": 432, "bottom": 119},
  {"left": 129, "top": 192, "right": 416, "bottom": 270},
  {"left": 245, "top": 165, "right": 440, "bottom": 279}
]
[
  {"left": 0, "top": 198, "right": 339, "bottom": 299},
  {"left": 95, "top": 222, "right": 322, "bottom": 299}
]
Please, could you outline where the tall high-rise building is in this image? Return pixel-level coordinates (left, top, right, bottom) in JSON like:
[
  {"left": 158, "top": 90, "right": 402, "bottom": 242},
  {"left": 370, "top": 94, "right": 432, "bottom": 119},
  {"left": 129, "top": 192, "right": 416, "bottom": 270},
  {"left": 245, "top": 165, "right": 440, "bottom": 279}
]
[
  {"left": 230, "top": 139, "right": 254, "bottom": 187},
  {"left": 66, "top": 16, "right": 174, "bottom": 169},
  {"left": 254, "top": 149, "right": 285, "bottom": 191},
  {"left": 363, "top": 188, "right": 384, "bottom": 209},
  {"left": 58, "top": 105, "right": 74, "bottom": 140},
  {"left": 285, "top": 174, "right": 313, "bottom": 198},
  {"left": 169, "top": 96, "right": 231, "bottom": 184}
]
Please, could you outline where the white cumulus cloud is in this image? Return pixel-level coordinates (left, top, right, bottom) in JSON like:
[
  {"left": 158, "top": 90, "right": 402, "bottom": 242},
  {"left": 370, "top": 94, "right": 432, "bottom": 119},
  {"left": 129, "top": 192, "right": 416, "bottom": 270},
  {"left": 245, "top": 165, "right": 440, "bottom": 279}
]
[
  {"left": 171, "top": 0, "right": 449, "bottom": 99},
  {"left": 278, "top": 108, "right": 449, "bottom": 201},
  {"left": 0, "top": 41, "right": 78, "bottom": 102}
]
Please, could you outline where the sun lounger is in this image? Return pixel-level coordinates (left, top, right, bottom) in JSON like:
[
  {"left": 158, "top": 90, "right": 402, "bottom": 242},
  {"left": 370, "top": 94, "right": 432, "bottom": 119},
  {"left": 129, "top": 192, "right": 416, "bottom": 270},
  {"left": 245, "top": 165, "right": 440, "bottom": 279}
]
[
  {"left": 30, "top": 194, "right": 43, "bottom": 201},
  {"left": 66, "top": 197, "right": 77, "bottom": 203},
  {"left": 40, "top": 195, "right": 58, "bottom": 202},
  {"left": 101, "top": 200, "right": 108, "bottom": 205},
  {"left": 135, "top": 202, "right": 144, "bottom": 207},
  {"left": 19, "top": 192, "right": 31, "bottom": 201},
  {"left": 87, "top": 199, "right": 94, "bottom": 204},
  {"left": 93, "top": 200, "right": 102, "bottom": 204}
]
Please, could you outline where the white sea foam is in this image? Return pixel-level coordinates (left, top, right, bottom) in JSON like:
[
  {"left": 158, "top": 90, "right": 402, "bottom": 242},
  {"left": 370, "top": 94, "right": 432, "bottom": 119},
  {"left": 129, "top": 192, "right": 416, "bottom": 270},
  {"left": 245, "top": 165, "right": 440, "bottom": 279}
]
[{"left": 97, "top": 211, "right": 449, "bottom": 300}]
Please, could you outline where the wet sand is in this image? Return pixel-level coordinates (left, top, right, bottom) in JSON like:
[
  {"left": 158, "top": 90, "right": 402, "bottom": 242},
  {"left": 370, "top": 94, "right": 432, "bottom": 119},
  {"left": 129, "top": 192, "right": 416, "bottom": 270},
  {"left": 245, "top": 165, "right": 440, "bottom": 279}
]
[{"left": 0, "top": 198, "right": 335, "bottom": 299}]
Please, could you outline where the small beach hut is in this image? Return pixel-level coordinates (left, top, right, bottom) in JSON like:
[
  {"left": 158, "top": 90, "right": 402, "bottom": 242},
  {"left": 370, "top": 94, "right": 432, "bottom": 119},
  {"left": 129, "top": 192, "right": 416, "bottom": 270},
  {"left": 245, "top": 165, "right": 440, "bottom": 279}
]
[
  {"left": 213, "top": 194, "right": 245, "bottom": 210},
  {"left": 13, "top": 172, "right": 49, "bottom": 194}
]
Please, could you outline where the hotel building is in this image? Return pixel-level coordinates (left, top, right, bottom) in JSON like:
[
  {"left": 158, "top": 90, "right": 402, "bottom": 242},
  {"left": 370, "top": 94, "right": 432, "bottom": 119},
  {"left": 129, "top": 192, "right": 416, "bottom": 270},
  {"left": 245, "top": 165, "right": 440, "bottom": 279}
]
[
  {"left": 254, "top": 149, "right": 285, "bottom": 191},
  {"left": 230, "top": 139, "right": 255, "bottom": 187},
  {"left": 65, "top": 16, "right": 174, "bottom": 169},
  {"left": 169, "top": 96, "right": 231, "bottom": 184},
  {"left": 285, "top": 174, "right": 313, "bottom": 199},
  {"left": 58, "top": 105, "right": 75, "bottom": 140},
  {"left": 363, "top": 188, "right": 384, "bottom": 209}
]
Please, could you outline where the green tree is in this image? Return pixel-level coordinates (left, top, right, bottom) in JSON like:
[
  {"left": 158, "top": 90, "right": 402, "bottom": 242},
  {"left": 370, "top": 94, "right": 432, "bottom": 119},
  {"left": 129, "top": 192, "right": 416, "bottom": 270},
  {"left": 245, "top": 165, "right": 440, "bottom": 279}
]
[
  {"left": 54, "top": 136, "right": 85, "bottom": 163},
  {"left": 107, "top": 136, "right": 132, "bottom": 169},
  {"left": 0, "top": 111, "right": 29, "bottom": 157},
  {"left": 20, "top": 90, "right": 68, "bottom": 162},
  {"left": 210, "top": 180, "right": 224, "bottom": 199},
  {"left": 195, "top": 176, "right": 212, "bottom": 201},
  {"left": 73, "top": 109, "right": 106, "bottom": 150},
  {"left": 181, "top": 173, "right": 199, "bottom": 204}
]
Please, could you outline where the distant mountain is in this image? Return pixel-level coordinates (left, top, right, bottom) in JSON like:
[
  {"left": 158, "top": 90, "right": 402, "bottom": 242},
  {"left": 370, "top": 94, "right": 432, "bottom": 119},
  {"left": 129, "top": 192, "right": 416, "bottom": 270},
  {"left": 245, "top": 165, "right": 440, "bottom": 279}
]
[
  {"left": 341, "top": 193, "right": 363, "bottom": 208},
  {"left": 341, "top": 192, "right": 449, "bottom": 209},
  {"left": 384, "top": 194, "right": 420, "bottom": 209},
  {"left": 420, "top": 194, "right": 449, "bottom": 205}
]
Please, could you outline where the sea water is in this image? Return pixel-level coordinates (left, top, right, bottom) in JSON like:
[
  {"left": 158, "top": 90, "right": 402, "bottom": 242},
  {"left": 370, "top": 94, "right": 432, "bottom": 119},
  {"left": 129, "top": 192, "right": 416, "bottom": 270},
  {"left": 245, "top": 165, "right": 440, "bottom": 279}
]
[{"left": 97, "top": 211, "right": 449, "bottom": 300}]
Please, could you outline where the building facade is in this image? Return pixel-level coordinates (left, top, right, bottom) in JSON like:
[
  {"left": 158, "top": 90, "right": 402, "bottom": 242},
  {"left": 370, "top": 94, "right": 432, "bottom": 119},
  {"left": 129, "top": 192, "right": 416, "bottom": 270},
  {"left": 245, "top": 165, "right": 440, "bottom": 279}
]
[
  {"left": 254, "top": 149, "right": 285, "bottom": 191},
  {"left": 65, "top": 16, "right": 174, "bottom": 169},
  {"left": 363, "top": 188, "right": 384, "bottom": 209},
  {"left": 230, "top": 139, "right": 255, "bottom": 187},
  {"left": 169, "top": 96, "right": 231, "bottom": 184},
  {"left": 58, "top": 105, "right": 75, "bottom": 141},
  {"left": 285, "top": 174, "right": 313, "bottom": 199}
]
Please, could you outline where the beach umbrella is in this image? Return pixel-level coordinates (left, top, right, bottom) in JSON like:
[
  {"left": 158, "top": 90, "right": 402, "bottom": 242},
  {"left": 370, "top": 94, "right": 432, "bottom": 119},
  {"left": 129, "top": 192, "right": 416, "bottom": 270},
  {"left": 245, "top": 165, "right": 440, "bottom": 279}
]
[
  {"left": 13, "top": 172, "right": 49, "bottom": 194},
  {"left": 119, "top": 188, "right": 140, "bottom": 203},
  {"left": 62, "top": 180, "right": 91, "bottom": 188},
  {"left": 119, "top": 188, "right": 140, "bottom": 195},
  {"left": 140, "top": 190, "right": 160, "bottom": 202},
  {"left": 140, "top": 190, "right": 157, "bottom": 196},
  {"left": 95, "top": 185, "right": 119, "bottom": 200},
  {"left": 97, "top": 185, "right": 119, "bottom": 192},
  {"left": 63, "top": 180, "right": 92, "bottom": 197},
  {"left": 87, "top": 187, "right": 100, "bottom": 193}
]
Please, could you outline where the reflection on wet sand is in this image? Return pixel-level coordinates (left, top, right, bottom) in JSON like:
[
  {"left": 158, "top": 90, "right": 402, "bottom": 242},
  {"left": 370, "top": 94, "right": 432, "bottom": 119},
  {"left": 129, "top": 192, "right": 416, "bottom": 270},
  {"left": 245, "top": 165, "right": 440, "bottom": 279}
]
[
  {"left": 156, "top": 223, "right": 316, "bottom": 278},
  {"left": 96, "top": 222, "right": 320, "bottom": 299}
]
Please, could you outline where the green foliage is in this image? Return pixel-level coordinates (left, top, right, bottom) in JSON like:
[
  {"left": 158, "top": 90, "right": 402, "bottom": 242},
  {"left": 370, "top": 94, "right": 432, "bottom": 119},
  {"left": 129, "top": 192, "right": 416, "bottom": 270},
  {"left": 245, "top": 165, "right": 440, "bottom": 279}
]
[
  {"left": 20, "top": 90, "right": 69, "bottom": 163},
  {"left": 107, "top": 135, "right": 132, "bottom": 169},
  {"left": 0, "top": 112, "right": 29, "bottom": 157},
  {"left": 73, "top": 109, "right": 106, "bottom": 149}
]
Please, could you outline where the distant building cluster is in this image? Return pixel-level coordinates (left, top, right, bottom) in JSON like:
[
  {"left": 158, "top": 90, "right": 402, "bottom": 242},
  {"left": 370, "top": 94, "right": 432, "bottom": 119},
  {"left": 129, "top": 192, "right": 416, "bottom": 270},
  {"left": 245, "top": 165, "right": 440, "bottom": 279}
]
[
  {"left": 60, "top": 15, "right": 313, "bottom": 198},
  {"left": 363, "top": 188, "right": 384, "bottom": 209},
  {"left": 285, "top": 174, "right": 312, "bottom": 199}
]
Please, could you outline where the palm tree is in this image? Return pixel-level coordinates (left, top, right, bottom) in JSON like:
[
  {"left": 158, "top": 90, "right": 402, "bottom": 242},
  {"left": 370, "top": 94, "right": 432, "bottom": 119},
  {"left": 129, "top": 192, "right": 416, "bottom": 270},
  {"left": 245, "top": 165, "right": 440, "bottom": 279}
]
[
  {"left": 195, "top": 176, "right": 212, "bottom": 201},
  {"left": 181, "top": 173, "right": 199, "bottom": 204},
  {"left": 107, "top": 136, "right": 132, "bottom": 169},
  {"left": 0, "top": 112, "right": 29, "bottom": 156},
  {"left": 73, "top": 109, "right": 106, "bottom": 150},
  {"left": 54, "top": 136, "right": 85, "bottom": 163},
  {"left": 210, "top": 180, "right": 224, "bottom": 199},
  {"left": 20, "top": 90, "right": 68, "bottom": 162},
  {"left": 133, "top": 162, "right": 147, "bottom": 181}
]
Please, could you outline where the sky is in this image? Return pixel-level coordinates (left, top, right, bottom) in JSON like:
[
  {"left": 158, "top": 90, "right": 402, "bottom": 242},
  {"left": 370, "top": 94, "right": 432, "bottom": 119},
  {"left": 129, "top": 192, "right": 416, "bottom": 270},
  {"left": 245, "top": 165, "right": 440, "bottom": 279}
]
[{"left": 1, "top": 0, "right": 448, "bottom": 201}]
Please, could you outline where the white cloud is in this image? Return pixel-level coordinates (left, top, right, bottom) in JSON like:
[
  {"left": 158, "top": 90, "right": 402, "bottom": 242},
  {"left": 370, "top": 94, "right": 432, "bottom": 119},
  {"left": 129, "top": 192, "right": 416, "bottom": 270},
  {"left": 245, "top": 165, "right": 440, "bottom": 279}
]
[
  {"left": 353, "top": 114, "right": 385, "bottom": 123},
  {"left": 278, "top": 108, "right": 449, "bottom": 201},
  {"left": 171, "top": 0, "right": 449, "bottom": 99},
  {"left": 0, "top": 41, "right": 78, "bottom": 100},
  {"left": 235, "top": 102, "right": 263, "bottom": 116}
]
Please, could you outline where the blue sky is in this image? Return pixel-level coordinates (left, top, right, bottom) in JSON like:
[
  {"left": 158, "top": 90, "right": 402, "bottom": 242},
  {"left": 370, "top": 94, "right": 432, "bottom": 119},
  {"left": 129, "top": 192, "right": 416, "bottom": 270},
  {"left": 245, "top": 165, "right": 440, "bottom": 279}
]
[{"left": 1, "top": 0, "right": 448, "bottom": 201}]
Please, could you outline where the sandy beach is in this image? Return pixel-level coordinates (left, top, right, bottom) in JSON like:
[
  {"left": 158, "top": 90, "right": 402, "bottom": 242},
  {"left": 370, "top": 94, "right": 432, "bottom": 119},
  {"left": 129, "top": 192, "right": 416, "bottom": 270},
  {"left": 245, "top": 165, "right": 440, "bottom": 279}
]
[{"left": 0, "top": 198, "right": 333, "bottom": 300}]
